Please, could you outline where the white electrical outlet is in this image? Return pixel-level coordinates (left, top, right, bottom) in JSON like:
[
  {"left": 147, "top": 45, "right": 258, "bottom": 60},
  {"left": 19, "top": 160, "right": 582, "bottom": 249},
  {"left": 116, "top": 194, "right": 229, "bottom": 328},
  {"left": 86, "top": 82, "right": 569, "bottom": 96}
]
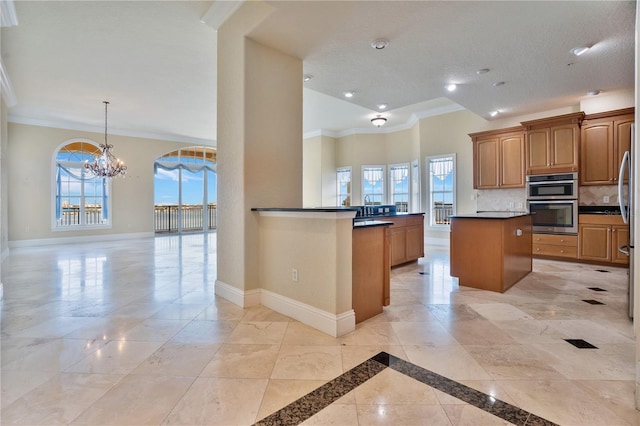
[
  {"left": 292, "top": 268, "right": 299, "bottom": 282},
  {"left": 517, "top": 202, "right": 524, "bottom": 210},
  {"left": 603, "top": 195, "right": 610, "bottom": 204},
  {"left": 509, "top": 202, "right": 515, "bottom": 210}
]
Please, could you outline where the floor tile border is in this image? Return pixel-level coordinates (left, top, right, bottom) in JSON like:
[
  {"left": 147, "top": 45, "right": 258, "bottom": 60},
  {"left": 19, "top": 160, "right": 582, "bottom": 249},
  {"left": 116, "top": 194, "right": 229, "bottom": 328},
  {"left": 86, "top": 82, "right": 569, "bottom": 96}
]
[{"left": 254, "top": 351, "right": 558, "bottom": 426}]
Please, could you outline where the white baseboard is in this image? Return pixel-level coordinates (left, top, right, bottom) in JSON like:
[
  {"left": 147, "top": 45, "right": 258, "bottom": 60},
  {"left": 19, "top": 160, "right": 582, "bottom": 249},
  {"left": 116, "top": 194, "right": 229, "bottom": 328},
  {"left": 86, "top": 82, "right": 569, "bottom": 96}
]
[
  {"left": 214, "top": 280, "right": 260, "bottom": 307},
  {"left": 260, "top": 289, "right": 355, "bottom": 337},
  {"left": 214, "top": 281, "right": 356, "bottom": 337},
  {"left": 8, "top": 232, "right": 155, "bottom": 249}
]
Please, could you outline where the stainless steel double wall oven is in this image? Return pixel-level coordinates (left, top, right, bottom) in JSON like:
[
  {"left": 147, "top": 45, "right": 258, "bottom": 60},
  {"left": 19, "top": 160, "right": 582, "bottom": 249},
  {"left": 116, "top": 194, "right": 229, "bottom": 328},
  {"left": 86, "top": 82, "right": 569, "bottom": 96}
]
[{"left": 526, "top": 172, "right": 578, "bottom": 234}]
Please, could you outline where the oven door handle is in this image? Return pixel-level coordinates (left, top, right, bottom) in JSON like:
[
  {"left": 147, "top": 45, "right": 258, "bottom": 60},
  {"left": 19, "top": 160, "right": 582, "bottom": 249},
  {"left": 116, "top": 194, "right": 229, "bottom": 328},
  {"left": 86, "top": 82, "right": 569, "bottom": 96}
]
[{"left": 529, "top": 180, "right": 576, "bottom": 185}]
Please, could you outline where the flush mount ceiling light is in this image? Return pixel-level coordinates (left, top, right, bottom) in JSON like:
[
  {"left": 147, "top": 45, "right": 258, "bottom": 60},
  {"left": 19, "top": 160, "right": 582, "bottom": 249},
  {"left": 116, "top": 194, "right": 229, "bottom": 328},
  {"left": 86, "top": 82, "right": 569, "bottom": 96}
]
[
  {"left": 571, "top": 46, "right": 590, "bottom": 56},
  {"left": 587, "top": 89, "right": 601, "bottom": 96},
  {"left": 371, "top": 115, "right": 387, "bottom": 127},
  {"left": 477, "top": 68, "right": 490, "bottom": 75},
  {"left": 84, "top": 101, "right": 127, "bottom": 179},
  {"left": 303, "top": 74, "right": 313, "bottom": 82},
  {"left": 343, "top": 91, "right": 355, "bottom": 98},
  {"left": 445, "top": 83, "right": 457, "bottom": 92},
  {"left": 377, "top": 103, "right": 388, "bottom": 110},
  {"left": 493, "top": 81, "right": 505, "bottom": 87},
  {"left": 371, "top": 39, "right": 389, "bottom": 50},
  {"left": 489, "top": 110, "right": 500, "bottom": 117}
]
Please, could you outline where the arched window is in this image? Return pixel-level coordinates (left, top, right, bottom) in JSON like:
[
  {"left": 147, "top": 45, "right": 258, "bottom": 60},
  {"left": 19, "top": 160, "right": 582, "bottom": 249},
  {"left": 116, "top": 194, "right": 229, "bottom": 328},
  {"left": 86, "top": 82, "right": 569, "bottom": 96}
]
[
  {"left": 154, "top": 146, "right": 217, "bottom": 233},
  {"left": 53, "top": 140, "right": 111, "bottom": 229}
]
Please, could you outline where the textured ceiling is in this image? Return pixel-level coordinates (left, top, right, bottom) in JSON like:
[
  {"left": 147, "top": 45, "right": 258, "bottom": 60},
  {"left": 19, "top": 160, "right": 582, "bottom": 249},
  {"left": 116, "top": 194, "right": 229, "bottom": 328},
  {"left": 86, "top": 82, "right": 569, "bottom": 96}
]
[{"left": 1, "top": 1, "right": 636, "bottom": 143}]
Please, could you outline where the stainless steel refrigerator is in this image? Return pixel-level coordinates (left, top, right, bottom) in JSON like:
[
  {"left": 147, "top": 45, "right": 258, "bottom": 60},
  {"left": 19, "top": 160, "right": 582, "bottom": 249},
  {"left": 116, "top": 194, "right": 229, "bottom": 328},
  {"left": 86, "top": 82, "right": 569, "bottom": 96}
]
[{"left": 618, "top": 123, "right": 635, "bottom": 319}]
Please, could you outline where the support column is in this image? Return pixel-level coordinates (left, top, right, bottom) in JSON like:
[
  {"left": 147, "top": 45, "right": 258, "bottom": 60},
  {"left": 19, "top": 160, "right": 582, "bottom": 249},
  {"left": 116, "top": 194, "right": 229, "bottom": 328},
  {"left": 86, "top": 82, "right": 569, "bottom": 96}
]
[{"left": 215, "top": 2, "right": 303, "bottom": 305}]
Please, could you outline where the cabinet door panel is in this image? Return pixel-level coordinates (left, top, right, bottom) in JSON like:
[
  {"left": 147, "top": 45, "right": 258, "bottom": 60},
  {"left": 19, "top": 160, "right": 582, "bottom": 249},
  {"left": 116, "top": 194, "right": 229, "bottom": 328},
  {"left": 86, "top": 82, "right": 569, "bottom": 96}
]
[
  {"left": 578, "top": 224, "right": 611, "bottom": 262},
  {"left": 612, "top": 225, "right": 630, "bottom": 265},
  {"left": 527, "top": 129, "right": 549, "bottom": 172},
  {"left": 500, "top": 135, "right": 525, "bottom": 187},
  {"left": 389, "top": 228, "right": 406, "bottom": 266},
  {"left": 580, "top": 123, "right": 613, "bottom": 185},
  {"left": 476, "top": 138, "right": 499, "bottom": 188},
  {"left": 405, "top": 224, "right": 424, "bottom": 260},
  {"left": 615, "top": 119, "right": 634, "bottom": 184},
  {"left": 551, "top": 125, "right": 578, "bottom": 169}
]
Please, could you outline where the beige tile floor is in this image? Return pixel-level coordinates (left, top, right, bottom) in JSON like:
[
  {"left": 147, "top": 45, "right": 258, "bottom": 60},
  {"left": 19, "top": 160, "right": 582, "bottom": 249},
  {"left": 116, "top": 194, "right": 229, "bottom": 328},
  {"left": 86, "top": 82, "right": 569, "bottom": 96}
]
[{"left": 1, "top": 232, "right": 638, "bottom": 425}]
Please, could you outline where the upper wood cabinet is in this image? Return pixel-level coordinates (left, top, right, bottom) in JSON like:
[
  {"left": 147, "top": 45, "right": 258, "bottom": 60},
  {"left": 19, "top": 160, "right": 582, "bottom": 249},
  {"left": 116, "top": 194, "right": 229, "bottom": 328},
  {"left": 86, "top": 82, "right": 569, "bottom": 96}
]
[
  {"left": 521, "top": 112, "right": 584, "bottom": 175},
  {"left": 580, "top": 107, "right": 634, "bottom": 185},
  {"left": 470, "top": 126, "right": 525, "bottom": 189}
]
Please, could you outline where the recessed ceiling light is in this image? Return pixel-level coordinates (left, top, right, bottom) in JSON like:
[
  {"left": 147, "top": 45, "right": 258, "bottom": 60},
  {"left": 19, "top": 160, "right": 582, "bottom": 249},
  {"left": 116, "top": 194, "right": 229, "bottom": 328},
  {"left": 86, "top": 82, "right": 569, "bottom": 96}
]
[
  {"left": 477, "top": 68, "right": 490, "bottom": 75},
  {"left": 489, "top": 110, "right": 500, "bottom": 117},
  {"left": 343, "top": 91, "right": 355, "bottom": 98},
  {"left": 371, "top": 39, "right": 389, "bottom": 50},
  {"left": 571, "top": 46, "right": 590, "bottom": 56},
  {"left": 587, "top": 89, "right": 601, "bottom": 96},
  {"left": 445, "top": 84, "right": 457, "bottom": 92},
  {"left": 303, "top": 74, "right": 313, "bottom": 82},
  {"left": 377, "top": 103, "right": 388, "bottom": 110},
  {"left": 493, "top": 81, "right": 505, "bottom": 87}
]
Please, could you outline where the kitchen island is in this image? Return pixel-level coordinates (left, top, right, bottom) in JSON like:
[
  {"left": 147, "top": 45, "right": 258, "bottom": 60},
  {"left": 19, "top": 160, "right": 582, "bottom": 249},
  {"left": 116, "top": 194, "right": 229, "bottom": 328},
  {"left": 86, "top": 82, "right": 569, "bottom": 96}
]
[{"left": 449, "top": 212, "right": 533, "bottom": 293}]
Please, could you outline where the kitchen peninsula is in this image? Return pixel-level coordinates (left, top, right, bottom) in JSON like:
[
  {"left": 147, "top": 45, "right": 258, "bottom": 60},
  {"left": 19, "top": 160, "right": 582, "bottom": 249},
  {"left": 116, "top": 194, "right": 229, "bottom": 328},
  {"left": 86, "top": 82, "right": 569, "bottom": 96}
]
[
  {"left": 450, "top": 212, "right": 533, "bottom": 293},
  {"left": 251, "top": 207, "right": 416, "bottom": 335}
]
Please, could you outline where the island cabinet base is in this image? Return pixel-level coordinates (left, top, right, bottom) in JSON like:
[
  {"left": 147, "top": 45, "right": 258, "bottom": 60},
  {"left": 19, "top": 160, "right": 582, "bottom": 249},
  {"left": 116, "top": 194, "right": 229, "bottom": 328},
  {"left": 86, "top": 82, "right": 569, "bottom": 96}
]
[
  {"left": 352, "top": 225, "right": 390, "bottom": 323},
  {"left": 450, "top": 215, "right": 532, "bottom": 293}
]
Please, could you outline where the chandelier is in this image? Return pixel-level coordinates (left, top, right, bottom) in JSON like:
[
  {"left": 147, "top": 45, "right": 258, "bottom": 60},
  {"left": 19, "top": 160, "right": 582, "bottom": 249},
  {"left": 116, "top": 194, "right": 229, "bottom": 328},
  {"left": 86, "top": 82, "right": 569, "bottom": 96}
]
[{"left": 84, "top": 101, "right": 127, "bottom": 178}]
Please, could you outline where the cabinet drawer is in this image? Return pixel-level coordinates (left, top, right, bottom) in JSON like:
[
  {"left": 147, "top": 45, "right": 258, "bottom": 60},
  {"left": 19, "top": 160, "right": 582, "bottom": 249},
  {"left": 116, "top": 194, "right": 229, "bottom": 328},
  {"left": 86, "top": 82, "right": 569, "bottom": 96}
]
[
  {"left": 532, "top": 234, "right": 577, "bottom": 247},
  {"left": 376, "top": 217, "right": 404, "bottom": 228},
  {"left": 533, "top": 244, "right": 577, "bottom": 258}
]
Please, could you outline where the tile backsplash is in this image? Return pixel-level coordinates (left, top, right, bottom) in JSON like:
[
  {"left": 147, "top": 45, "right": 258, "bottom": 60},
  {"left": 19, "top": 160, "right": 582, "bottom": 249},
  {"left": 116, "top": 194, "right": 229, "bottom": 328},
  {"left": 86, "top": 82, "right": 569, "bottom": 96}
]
[
  {"left": 579, "top": 185, "right": 620, "bottom": 206},
  {"left": 476, "top": 188, "right": 527, "bottom": 212},
  {"left": 476, "top": 185, "right": 621, "bottom": 212}
]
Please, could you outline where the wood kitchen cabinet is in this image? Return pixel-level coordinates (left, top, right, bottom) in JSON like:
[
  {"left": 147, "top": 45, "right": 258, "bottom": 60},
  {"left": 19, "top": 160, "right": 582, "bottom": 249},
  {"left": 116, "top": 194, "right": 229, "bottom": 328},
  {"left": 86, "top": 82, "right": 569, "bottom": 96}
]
[
  {"left": 522, "top": 112, "right": 584, "bottom": 175},
  {"left": 578, "top": 214, "right": 629, "bottom": 265},
  {"left": 580, "top": 107, "right": 634, "bottom": 185},
  {"left": 376, "top": 214, "right": 425, "bottom": 266},
  {"left": 532, "top": 233, "right": 577, "bottom": 259},
  {"left": 470, "top": 126, "right": 525, "bottom": 189}
]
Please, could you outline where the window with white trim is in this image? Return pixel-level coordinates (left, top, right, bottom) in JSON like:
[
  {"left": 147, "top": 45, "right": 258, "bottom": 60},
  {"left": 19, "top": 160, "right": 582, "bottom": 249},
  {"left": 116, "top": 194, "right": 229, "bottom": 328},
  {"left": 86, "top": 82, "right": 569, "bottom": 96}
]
[
  {"left": 336, "top": 167, "right": 351, "bottom": 206},
  {"left": 54, "top": 140, "right": 110, "bottom": 229},
  {"left": 362, "top": 165, "right": 385, "bottom": 205},
  {"left": 426, "top": 154, "right": 456, "bottom": 227},
  {"left": 389, "top": 163, "right": 409, "bottom": 212},
  {"left": 411, "top": 160, "right": 421, "bottom": 213}
]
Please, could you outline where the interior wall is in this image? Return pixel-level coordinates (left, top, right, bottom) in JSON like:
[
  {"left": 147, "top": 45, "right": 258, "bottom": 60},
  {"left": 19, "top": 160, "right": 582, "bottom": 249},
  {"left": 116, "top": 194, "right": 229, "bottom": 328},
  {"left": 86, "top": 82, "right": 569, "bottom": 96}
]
[
  {"left": 320, "top": 135, "right": 337, "bottom": 206},
  {"left": 302, "top": 135, "right": 322, "bottom": 207},
  {"left": 1, "top": 98, "right": 7, "bottom": 259},
  {"left": 7, "top": 123, "right": 192, "bottom": 244}
]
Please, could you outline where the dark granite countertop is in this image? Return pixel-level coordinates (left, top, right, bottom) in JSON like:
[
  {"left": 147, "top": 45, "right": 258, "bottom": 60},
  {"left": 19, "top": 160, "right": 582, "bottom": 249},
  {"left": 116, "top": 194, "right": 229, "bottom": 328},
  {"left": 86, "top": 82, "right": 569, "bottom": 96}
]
[
  {"left": 353, "top": 220, "right": 394, "bottom": 228},
  {"left": 449, "top": 211, "right": 531, "bottom": 219}
]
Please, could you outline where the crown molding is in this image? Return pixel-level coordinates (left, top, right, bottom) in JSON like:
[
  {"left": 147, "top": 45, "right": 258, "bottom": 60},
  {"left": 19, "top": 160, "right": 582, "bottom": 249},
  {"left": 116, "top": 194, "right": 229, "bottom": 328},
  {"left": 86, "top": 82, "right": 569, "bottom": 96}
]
[
  {"left": 304, "top": 102, "right": 466, "bottom": 139},
  {"left": 8, "top": 114, "right": 216, "bottom": 146}
]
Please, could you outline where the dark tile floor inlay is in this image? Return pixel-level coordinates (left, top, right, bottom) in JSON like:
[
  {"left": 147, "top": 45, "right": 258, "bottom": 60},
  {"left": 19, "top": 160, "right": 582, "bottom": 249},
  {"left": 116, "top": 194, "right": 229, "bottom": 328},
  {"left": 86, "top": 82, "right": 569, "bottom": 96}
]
[
  {"left": 582, "top": 299, "right": 605, "bottom": 305},
  {"left": 254, "top": 352, "right": 559, "bottom": 426},
  {"left": 418, "top": 271, "right": 430, "bottom": 275},
  {"left": 588, "top": 287, "right": 607, "bottom": 292},
  {"left": 565, "top": 339, "right": 599, "bottom": 349}
]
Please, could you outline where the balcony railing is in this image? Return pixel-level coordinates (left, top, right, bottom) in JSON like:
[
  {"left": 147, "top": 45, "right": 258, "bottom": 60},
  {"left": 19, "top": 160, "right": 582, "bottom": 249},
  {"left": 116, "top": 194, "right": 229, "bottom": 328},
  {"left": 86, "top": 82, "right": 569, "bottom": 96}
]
[
  {"left": 433, "top": 203, "right": 453, "bottom": 225},
  {"left": 57, "top": 206, "right": 106, "bottom": 226},
  {"left": 154, "top": 204, "right": 217, "bottom": 233}
]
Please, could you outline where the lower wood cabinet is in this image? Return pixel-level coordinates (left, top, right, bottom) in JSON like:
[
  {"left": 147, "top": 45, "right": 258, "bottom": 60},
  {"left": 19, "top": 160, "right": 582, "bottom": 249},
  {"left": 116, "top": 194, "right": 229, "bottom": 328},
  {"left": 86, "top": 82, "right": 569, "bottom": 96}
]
[
  {"left": 578, "top": 214, "right": 629, "bottom": 265},
  {"left": 532, "top": 234, "right": 577, "bottom": 259},
  {"left": 376, "top": 214, "right": 425, "bottom": 266}
]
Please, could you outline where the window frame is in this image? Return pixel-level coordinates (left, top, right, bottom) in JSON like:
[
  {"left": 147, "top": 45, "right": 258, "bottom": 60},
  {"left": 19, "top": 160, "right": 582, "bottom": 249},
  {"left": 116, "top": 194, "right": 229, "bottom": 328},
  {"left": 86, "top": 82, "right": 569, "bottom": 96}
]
[
  {"left": 336, "top": 166, "right": 352, "bottom": 206},
  {"left": 411, "top": 159, "right": 421, "bottom": 213},
  {"left": 361, "top": 165, "right": 386, "bottom": 206},
  {"left": 388, "top": 162, "right": 410, "bottom": 213},
  {"left": 426, "top": 153, "right": 456, "bottom": 228},
  {"left": 52, "top": 138, "right": 112, "bottom": 231}
]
